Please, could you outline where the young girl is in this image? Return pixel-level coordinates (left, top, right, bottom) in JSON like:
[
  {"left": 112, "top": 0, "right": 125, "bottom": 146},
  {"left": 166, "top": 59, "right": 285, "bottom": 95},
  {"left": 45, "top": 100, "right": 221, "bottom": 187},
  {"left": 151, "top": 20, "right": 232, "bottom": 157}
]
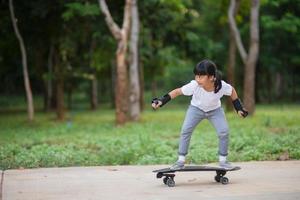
[{"left": 151, "top": 59, "right": 248, "bottom": 170}]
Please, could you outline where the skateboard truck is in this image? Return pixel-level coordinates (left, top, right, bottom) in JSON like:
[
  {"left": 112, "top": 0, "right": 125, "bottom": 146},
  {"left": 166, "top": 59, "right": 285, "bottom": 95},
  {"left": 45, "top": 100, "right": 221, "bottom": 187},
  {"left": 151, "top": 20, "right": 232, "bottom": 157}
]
[
  {"left": 157, "top": 173, "right": 176, "bottom": 187},
  {"left": 215, "top": 170, "right": 229, "bottom": 184}
]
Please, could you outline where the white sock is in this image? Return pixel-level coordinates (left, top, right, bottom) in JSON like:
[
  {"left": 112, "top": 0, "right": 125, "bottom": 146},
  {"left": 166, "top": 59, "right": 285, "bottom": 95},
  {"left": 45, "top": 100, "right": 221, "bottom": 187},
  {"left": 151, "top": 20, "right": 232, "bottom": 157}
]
[
  {"left": 178, "top": 155, "right": 185, "bottom": 162},
  {"left": 219, "top": 155, "right": 227, "bottom": 163}
]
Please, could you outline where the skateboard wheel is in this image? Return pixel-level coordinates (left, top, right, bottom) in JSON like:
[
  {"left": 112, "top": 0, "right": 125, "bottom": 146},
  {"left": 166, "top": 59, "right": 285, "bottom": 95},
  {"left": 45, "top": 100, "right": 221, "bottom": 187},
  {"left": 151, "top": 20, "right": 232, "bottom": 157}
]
[
  {"left": 166, "top": 177, "right": 175, "bottom": 187},
  {"left": 163, "top": 177, "right": 168, "bottom": 185},
  {"left": 214, "top": 175, "right": 221, "bottom": 182},
  {"left": 220, "top": 177, "right": 229, "bottom": 185},
  {"left": 157, "top": 173, "right": 163, "bottom": 178}
]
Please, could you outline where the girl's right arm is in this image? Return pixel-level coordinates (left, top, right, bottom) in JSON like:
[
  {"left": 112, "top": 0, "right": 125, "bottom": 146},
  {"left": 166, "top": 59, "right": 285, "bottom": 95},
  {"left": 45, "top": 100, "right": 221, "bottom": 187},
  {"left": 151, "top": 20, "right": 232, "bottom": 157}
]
[
  {"left": 152, "top": 88, "right": 183, "bottom": 110},
  {"left": 169, "top": 88, "right": 183, "bottom": 99}
]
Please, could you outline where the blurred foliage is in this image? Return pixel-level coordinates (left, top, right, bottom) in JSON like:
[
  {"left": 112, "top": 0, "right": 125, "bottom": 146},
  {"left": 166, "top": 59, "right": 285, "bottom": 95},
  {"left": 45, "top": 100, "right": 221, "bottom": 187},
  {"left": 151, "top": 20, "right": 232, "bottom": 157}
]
[
  {"left": 62, "top": 2, "right": 100, "bottom": 21},
  {"left": 0, "top": 0, "right": 299, "bottom": 105}
]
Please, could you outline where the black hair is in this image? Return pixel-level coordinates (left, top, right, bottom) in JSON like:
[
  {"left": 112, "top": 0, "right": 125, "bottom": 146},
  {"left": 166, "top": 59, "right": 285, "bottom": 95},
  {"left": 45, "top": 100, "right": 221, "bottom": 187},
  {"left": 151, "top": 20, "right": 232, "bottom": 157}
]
[{"left": 193, "top": 59, "right": 222, "bottom": 93}]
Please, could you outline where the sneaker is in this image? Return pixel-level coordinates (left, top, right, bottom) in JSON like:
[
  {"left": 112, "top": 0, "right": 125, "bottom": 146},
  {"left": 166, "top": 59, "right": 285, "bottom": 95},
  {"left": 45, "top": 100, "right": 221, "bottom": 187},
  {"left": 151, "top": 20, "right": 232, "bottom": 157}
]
[
  {"left": 170, "top": 161, "right": 185, "bottom": 170},
  {"left": 219, "top": 161, "right": 235, "bottom": 169}
]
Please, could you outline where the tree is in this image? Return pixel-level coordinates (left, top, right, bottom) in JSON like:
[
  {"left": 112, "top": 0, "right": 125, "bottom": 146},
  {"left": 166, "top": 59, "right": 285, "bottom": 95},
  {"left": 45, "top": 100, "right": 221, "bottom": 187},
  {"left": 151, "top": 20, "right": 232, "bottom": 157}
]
[
  {"left": 258, "top": 0, "right": 300, "bottom": 102},
  {"left": 53, "top": 43, "right": 65, "bottom": 120},
  {"left": 226, "top": 0, "right": 240, "bottom": 110},
  {"left": 45, "top": 43, "right": 54, "bottom": 111},
  {"left": 90, "top": 39, "right": 98, "bottom": 110},
  {"left": 9, "top": 0, "right": 34, "bottom": 121},
  {"left": 228, "top": 0, "right": 260, "bottom": 114},
  {"left": 129, "top": 0, "right": 140, "bottom": 121},
  {"left": 139, "top": 1, "right": 193, "bottom": 96},
  {"left": 62, "top": 1, "right": 106, "bottom": 111},
  {"left": 98, "top": 0, "right": 132, "bottom": 125}
]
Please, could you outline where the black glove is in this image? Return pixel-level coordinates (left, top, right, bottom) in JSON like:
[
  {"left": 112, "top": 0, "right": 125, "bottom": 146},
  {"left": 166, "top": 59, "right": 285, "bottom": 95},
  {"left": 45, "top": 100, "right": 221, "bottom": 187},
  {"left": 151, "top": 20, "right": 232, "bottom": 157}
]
[
  {"left": 151, "top": 94, "right": 171, "bottom": 107},
  {"left": 232, "top": 98, "right": 248, "bottom": 118}
]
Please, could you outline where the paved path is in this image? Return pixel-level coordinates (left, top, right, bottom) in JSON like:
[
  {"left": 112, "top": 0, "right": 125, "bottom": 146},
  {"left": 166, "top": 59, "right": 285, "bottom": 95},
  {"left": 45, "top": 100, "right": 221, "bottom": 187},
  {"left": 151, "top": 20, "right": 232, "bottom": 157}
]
[{"left": 1, "top": 161, "right": 300, "bottom": 200}]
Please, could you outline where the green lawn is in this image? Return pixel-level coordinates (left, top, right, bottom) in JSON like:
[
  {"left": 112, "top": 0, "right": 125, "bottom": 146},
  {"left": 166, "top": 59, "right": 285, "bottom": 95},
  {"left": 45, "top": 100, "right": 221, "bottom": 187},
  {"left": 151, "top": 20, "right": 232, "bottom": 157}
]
[{"left": 0, "top": 104, "right": 299, "bottom": 170}]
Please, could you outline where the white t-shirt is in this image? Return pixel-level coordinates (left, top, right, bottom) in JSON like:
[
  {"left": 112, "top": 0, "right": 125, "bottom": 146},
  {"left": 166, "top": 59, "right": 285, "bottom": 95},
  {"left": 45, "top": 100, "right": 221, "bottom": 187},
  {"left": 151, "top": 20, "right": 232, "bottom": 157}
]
[{"left": 181, "top": 80, "right": 233, "bottom": 112}]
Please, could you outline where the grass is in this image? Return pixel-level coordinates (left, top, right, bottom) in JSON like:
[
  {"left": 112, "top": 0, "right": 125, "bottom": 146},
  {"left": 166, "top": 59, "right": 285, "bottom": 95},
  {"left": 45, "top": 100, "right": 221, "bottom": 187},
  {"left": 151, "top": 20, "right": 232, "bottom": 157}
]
[{"left": 0, "top": 103, "right": 299, "bottom": 170}]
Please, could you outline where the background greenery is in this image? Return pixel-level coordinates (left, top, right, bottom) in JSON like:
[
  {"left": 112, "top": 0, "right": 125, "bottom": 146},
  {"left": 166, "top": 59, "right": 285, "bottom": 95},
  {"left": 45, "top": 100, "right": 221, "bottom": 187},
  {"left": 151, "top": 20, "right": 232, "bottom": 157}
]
[{"left": 0, "top": 0, "right": 299, "bottom": 102}]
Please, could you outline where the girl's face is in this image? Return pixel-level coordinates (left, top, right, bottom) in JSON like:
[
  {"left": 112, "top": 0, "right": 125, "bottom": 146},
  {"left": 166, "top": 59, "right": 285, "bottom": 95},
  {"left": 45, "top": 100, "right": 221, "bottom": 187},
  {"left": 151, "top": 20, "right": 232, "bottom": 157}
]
[{"left": 195, "top": 75, "right": 214, "bottom": 86}]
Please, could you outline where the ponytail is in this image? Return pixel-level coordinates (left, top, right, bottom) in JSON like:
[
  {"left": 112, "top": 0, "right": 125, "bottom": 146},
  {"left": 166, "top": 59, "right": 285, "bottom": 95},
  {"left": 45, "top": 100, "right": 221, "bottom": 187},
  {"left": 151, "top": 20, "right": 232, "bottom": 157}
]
[{"left": 214, "top": 70, "right": 222, "bottom": 93}]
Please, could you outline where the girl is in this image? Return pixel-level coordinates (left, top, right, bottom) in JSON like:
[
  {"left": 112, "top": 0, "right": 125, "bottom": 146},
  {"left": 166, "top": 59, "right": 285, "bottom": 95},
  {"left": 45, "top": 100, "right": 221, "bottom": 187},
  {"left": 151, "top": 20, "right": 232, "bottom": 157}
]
[{"left": 151, "top": 59, "right": 248, "bottom": 170}]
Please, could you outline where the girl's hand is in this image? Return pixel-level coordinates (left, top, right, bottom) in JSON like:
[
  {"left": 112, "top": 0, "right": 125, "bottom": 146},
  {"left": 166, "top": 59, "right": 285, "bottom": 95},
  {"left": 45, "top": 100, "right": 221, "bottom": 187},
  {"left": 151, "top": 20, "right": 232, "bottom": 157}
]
[
  {"left": 151, "top": 98, "right": 162, "bottom": 110},
  {"left": 238, "top": 109, "right": 248, "bottom": 118},
  {"left": 151, "top": 94, "right": 172, "bottom": 110},
  {"left": 151, "top": 101, "right": 162, "bottom": 110},
  {"left": 232, "top": 98, "right": 248, "bottom": 118}
]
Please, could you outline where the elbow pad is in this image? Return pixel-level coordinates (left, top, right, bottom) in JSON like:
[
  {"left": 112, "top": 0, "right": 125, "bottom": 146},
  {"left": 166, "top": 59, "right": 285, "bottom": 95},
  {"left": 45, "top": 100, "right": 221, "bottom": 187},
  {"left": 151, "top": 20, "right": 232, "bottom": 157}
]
[{"left": 232, "top": 98, "right": 248, "bottom": 118}]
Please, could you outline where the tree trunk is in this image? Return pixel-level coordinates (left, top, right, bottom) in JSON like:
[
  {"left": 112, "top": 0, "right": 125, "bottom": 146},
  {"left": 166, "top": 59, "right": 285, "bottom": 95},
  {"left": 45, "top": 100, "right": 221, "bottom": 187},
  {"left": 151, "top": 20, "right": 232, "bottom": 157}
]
[
  {"left": 115, "top": 41, "right": 129, "bottom": 124},
  {"left": 53, "top": 46, "right": 65, "bottom": 121},
  {"left": 275, "top": 72, "right": 283, "bottom": 99},
  {"left": 9, "top": 0, "right": 34, "bottom": 121},
  {"left": 67, "top": 87, "right": 72, "bottom": 110},
  {"left": 91, "top": 75, "right": 98, "bottom": 110},
  {"left": 46, "top": 43, "right": 54, "bottom": 112},
  {"left": 56, "top": 77, "right": 65, "bottom": 120},
  {"left": 292, "top": 73, "right": 296, "bottom": 101},
  {"left": 243, "top": 57, "right": 256, "bottom": 113},
  {"left": 226, "top": 0, "right": 240, "bottom": 110},
  {"left": 110, "top": 59, "right": 116, "bottom": 108},
  {"left": 139, "top": 59, "right": 145, "bottom": 111},
  {"left": 227, "top": 31, "right": 236, "bottom": 86},
  {"left": 243, "top": 0, "right": 260, "bottom": 113},
  {"left": 89, "top": 39, "right": 98, "bottom": 111},
  {"left": 129, "top": 0, "right": 140, "bottom": 121},
  {"left": 99, "top": 0, "right": 132, "bottom": 125},
  {"left": 228, "top": 0, "right": 260, "bottom": 114},
  {"left": 50, "top": 84, "right": 57, "bottom": 110},
  {"left": 267, "top": 70, "right": 272, "bottom": 103},
  {"left": 226, "top": 30, "right": 237, "bottom": 111}
]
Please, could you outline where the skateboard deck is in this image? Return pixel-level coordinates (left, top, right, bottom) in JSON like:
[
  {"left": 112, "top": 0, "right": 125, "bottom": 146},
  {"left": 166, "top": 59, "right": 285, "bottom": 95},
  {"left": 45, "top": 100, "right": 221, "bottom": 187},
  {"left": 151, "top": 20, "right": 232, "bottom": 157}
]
[{"left": 153, "top": 165, "right": 241, "bottom": 187}]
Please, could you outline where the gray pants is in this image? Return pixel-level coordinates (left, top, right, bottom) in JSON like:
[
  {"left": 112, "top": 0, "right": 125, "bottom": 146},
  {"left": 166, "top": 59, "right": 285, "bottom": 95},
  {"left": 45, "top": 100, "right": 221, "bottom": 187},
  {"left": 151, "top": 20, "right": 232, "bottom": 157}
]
[{"left": 178, "top": 105, "right": 229, "bottom": 156}]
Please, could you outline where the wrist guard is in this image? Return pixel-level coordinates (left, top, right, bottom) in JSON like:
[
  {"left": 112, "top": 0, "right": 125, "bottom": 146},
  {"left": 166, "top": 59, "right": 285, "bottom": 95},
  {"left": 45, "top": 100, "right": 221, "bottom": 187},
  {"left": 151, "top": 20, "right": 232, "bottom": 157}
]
[
  {"left": 152, "top": 94, "right": 171, "bottom": 107},
  {"left": 232, "top": 98, "right": 248, "bottom": 118}
]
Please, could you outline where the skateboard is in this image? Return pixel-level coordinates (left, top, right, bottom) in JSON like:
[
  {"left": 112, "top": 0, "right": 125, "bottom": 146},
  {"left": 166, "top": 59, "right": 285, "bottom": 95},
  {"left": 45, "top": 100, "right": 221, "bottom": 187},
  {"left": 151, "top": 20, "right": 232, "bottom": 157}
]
[{"left": 153, "top": 165, "right": 241, "bottom": 187}]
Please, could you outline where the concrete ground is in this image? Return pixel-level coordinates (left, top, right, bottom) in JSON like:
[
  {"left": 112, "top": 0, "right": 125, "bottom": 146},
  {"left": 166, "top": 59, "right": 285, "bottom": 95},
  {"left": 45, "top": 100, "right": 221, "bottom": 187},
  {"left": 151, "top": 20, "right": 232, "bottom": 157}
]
[{"left": 1, "top": 161, "right": 300, "bottom": 200}]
